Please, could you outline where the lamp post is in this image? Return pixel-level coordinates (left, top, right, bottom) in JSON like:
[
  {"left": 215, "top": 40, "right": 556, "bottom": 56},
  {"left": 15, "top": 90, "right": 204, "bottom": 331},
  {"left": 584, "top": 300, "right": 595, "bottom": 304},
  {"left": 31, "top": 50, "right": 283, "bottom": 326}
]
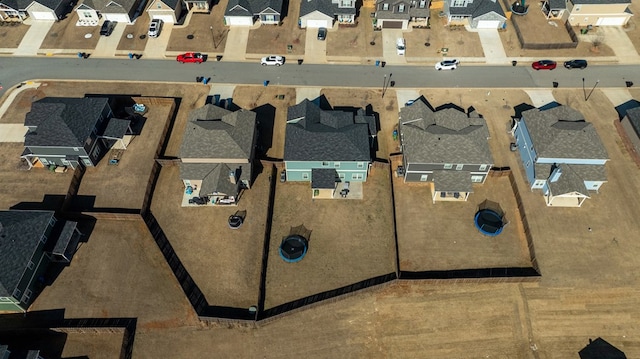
[
  {"left": 582, "top": 77, "right": 586, "bottom": 101},
  {"left": 382, "top": 73, "right": 393, "bottom": 98}
]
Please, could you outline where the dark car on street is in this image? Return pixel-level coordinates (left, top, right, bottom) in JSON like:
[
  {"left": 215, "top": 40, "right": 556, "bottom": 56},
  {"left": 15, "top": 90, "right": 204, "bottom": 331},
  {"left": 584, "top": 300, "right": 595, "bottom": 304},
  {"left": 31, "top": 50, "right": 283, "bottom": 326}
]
[
  {"left": 532, "top": 60, "right": 557, "bottom": 70},
  {"left": 564, "top": 59, "right": 588, "bottom": 69}
]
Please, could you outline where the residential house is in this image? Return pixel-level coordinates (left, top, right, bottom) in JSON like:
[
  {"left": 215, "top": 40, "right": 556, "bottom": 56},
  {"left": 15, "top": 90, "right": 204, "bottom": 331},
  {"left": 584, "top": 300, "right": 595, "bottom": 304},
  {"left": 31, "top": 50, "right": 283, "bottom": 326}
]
[
  {"left": 374, "top": 0, "right": 429, "bottom": 29},
  {"left": 0, "top": 0, "right": 74, "bottom": 22},
  {"left": 579, "top": 337, "right": 627, "bottom": 359},
  {"left": 21, "top": 97, "right": 133, "bottom": 170},
  {"left": 147, "top": 0, "right": 182, "bottom": 23},
  {"left": 76, "top": 0, "right": 147, "bottom": 25},
  {"left": 298, "top": 0, "right": 356, "bottom": 28},
  {"left": 183, "top": 0, "right": 210, "bottom": 13},
  {"left": 224, "top": 0, "right": 282, "bottom": 26},
  {"left": 179, "top": 104, "right": 258, "bottom": 206},
  {"left": 620, "top": 105, "right": 640, "bottom": 154},
  {"left": 543, "top": 0, "right": 631, "bottom": 26},
  {"left": 398, "top": 100, "right": 493, "bottom": 203},
  {"left": 445, "top": 0, "right": 506, "bottom": 29},
  {"left": 512, "top": 104, "right": 609, "bottom": 207},
  {"left": 284, "top": 99, "right": 377, "bottom": 198},
  {"left": 0, "top": 210, "right": 82, "bottom": 312}
]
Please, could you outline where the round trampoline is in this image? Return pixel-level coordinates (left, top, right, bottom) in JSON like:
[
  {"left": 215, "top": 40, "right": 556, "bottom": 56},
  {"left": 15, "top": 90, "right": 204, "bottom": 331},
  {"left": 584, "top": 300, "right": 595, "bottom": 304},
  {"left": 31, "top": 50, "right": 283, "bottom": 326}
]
[
  {"left": 474, "top": 209, "right": 505, "bottom": 236},
  {"left": 279, "top": 235, "right": 309, "bottom": 263}
]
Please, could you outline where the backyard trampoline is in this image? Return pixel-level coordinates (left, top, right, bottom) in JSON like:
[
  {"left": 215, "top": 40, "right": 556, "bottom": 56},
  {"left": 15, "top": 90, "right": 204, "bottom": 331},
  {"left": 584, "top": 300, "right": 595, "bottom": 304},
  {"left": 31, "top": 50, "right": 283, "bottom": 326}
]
[
  {"left": 279, "top": 235, "right": 309, "bottom": 263},
  {"left": 474, "top": 199, "right": 507, "bottom": 236}
]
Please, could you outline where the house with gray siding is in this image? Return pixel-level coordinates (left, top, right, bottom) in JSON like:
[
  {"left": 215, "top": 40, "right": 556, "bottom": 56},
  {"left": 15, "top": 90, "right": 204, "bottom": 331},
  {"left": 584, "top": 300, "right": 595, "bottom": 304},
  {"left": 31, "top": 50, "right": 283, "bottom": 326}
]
[
  {"left": 374, "top": 0, "right": 429, "bottom": 29},
  {"left": 0, "top": 0, "right": 74, "bottom": 22},
  {"left": 0, "top": 210, "right": 82, "bottom": 312},
  {"left": 512, "top": 104, "right": 609, "bottom": 207},
  {"left": 179, "top": 104, "right": 257, "bottom": 206},
  {"left": 298, "top": 0, "right": 356, "bottom": 29},
  {"left": 21, "top": 97, "right": 132, "bottom": 170},
  {"left": 445, "top": 0, "right": 506, "bottom": 29},
  {"left": 398, "top": 101, "right": 493, "bottom": 203},
  {"left": 284, "top": 99, "right": 377, "bottom": 199}
]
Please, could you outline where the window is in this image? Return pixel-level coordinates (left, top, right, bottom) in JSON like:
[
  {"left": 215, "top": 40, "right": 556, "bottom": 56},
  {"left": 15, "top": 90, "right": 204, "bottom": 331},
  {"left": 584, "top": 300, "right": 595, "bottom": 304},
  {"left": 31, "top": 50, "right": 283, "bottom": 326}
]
[
  {"left": 383, "top": 3, "right": 389, "bottom": 10},
  {"left": 471, "top": 175, "right": 483, "bottom": 183},
  {"left": 444, "top": 163, "right": 453, "bottom": 169},
  {"left": 526, "top": 161, "right": 531, "bottom": 167},
  {"left": 339, "top": 173, "right": 345, "bottom": 179},
  {"left": 157, "top": 3, "right": 161, "bottom": 8},
  {"left": 456, "top": 164, "right": 463, "bottom": 170},
  {"left": 398, "top": 4, "right": 405, "bottom": 12},
  {"left": 452, "top": 0, "right": 466, "bottom": 6},
  {"left": 357, "top": 162, "right": 365, "bottom": 168},
  {"left": 352, "top": 173, "right": 364, "bottom": 180},
  {"left": 264, "top": 14, "right": 275, "bottom": 21},
  {"left": 334, "top": 162, "right": 341, "bottom": 168},
  {"left": 420, "top": 174, "right": 428, "bottom": 181},
  {"left": 592, "top": 183, "right": 599, "bottom": 188},
  {"left": 13, "top": 289, "right": 21, "bottom": 299},
  {"left": 49, "top": 217, "right": 57, "bottom": 226},
  {"left": 302, "top": 173, "right": 309, "bottom": 179},
  {"left": 27, "top": 261, "right": 35, "bottom": 270},
  {"left": 73, "top": 147, "right": 79, "bottom": 151},
  {"left": 22, "top": 289, "right": 32, "bottom": 303},
  {"left": 322, "top": 161, "right": 329, "bottom": 167},
  {"left": 40, "top": 235, "right": 47, "bottom": 244},
  {"left": 574, "top": 5, "right": 581, "bottom": 11},
  {"left": 419, "top": 0, "right": 426, "bottom": 7},
  {"left": 479, "top": 164, "right": 487, "bottom": 171}
]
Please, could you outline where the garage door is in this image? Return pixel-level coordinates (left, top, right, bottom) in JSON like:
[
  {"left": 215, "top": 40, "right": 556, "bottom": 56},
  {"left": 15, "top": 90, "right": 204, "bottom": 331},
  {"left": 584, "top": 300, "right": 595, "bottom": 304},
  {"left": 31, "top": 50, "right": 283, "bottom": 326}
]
[
  {"left": 104, "top": 14, "right": 130, "bottom": 23},
  {"left": 151, "top": 14, "right": 175, "bottom": 23},
  {"left": 225, "top": 16, "right": 253, "bottom": 26},
  {"left": 306, "top": 19, "right": 329, "bottom": 28},
  {"left": 31, "top": 11, "right": 56, "bottom": 20},
  {"left": 596, "top": 17, "right": 627, "bottom": 26},
  {"left": 382, "top": 21, "right": 403, "bottom": 29},
  {"left": 476, "top": 20, "right": 500, "bottom": 29}
]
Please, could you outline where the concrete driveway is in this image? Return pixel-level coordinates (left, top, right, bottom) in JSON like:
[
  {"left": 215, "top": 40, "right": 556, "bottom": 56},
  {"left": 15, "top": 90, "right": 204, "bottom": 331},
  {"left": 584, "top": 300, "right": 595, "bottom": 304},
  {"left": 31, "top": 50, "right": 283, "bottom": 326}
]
[
  {"left": 93, "top": 22, "right": 127, "bottom": 58},
  {"left": 476, "top": 29, "right": 507, "bottom": 64},
  {"left": 304, "top": 28, "right": 326, "bottom": 64},
  {"left": 143, "top": 23, "right": 173, "bottom": 59},
  {"left": 14, "top": 20, "right": 55, "bottom": 56},
  {"left": 382, "top": 29, "right": 406, "bottom": 65},
  {"left": 599, "top": 26, "right": 640, "bottom": 64},
  {"left": 223, "top": 27, "right": 249, "bottom": 61}
]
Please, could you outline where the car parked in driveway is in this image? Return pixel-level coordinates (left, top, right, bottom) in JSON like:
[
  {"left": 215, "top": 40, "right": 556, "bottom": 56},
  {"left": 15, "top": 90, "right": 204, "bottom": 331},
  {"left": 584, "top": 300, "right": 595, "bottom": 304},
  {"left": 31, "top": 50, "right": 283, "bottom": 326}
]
[
  {"left": 435, "top": 59, "right": 459, "bottom": 70},
  {"left": 563, "top": 59, "right": 588, "bottom": 69},
  {"left": 317, "top": 27, "right": 327, "bottom": 41},
  {"left": 177, "top": 52, "right": 206, "bottom": 63},
  {"left": 100, "top": 20, "right": 116, "bottom": 36},
  {"left": 532, "top": 60, "right": 557, "bottom": 70},
  {"left": 148, "top": 19, "right": 162, "bottom": 38},
  {"left": 261, "top": 55, "right": 285, "bottom": 66}
]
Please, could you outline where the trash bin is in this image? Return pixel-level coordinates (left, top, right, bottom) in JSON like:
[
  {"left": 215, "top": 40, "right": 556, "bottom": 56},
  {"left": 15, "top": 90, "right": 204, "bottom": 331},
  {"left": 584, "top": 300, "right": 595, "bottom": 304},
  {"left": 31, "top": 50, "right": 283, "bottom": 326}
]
[
  {"left": 203, "top": 77, "right": 209, "bottom": 85},
  {"left": 552, "top": 81, "right": 559, "bottom": 88},
  {"left": 196, "top": 76, "right": 203, "bottom": 83},
  {"left": 512, "top": 60, "right": 517, "bottom": 66},
  {"left": 375, "top": 60, "right": 380, "bottom": 67},
  {"left": 263, "top": 80, "right": 269, "bottom": 87},
  {"left": 216, "top": 55, "right": 223, "bottom": 61},
  {"left": 390, "top": 80, "right": 395, "bottom": 87},
  {"left": 381, "top": 61, "right": 386, "bottom": 67},
  {"left": 77, "top": 52, "right": 83, "bottom": 58},
  {"left": 298, "top": 59, "right": 303, "bottom": 65},
  {"left": 128, "top": 53, "right": 134, "bottom": 59},
  {"left": 214, "top": 94, "right": 221, "bottom": 106},
  {"left": 626, "top": 81, "right": 634, "bottom": 88}
]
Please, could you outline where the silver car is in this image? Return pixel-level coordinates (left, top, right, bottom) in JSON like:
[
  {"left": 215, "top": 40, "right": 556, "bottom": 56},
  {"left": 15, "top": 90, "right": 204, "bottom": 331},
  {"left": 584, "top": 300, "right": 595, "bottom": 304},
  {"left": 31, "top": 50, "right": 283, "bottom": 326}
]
[
  {"left": 435, "top": 59, "right": 460, "bottom": 71},
  {"left": 148, "top": 19, "right": 162, "bottom": 38},
  {"left": 261, "top": 55, "right": 285, "bottom": 66}
]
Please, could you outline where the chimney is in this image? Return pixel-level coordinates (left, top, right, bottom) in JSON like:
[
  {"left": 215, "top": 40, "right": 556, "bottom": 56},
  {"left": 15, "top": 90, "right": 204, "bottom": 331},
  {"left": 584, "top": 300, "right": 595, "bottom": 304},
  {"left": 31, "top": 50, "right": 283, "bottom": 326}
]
[{"left": 229, "top": 170, "right": 237, "bottom": 184}]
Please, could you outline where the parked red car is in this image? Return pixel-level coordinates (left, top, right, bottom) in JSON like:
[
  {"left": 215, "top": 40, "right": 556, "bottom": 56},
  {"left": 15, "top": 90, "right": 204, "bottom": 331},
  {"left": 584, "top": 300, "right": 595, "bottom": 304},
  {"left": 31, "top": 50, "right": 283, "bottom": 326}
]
[
  {"left": 176, "top": 52, "right": 206, "bottom": 63},
  {"left": 532, "top": 60, "right": 557, "bottom": 70}
]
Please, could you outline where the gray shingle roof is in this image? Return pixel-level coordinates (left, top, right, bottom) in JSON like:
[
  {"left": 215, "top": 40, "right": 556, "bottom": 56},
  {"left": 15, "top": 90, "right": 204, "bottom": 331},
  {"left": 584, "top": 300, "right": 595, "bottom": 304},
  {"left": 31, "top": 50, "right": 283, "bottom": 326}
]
[
  {"left": 102, "top": 118, "right": 130, "bottom": 139},
  {"left": 547, "top": 164, "right": 589, "bottom": 196},
  {"left": 449, "top": 0, "right": 505, "bottom": 18},
  {"left": 300, "top": 0, "right": 355, "bottom": 17},
  {"left": 180, "top": 104, "right": 257, "bottom": 160},
  {"left": 432, "top": 170, "right": 473, "bottom": 192},
  {"left": 0, "top": 210, "right": 54, "bottom": 297},
  {"left": 535, "top": 163, "right": 607, "bottom": 182},
  {"left": 284, "top": 100, "right": 373, "bottom": 162},
  {"left": 399, "top": 101, "right": 493, "bottom": 165},
  {"left": 548, "top": 0, "right": 565, "bottom": 9},
  {"left": 24, "top": 97, "right": 109, "bottom": 148},
  {"left": 571, "top": 0, "right": 629, "bottom": 4},
  {"left": 521, "top": 106, "right": 608, "bottom": 160},
  {"left": 180, "top": 162, "right": 250, "bottom": 197},
  {"left": 2, "top": 0, "right": 67, "bottom": 11},
  {"left": 624, "top": 107, "right": 640, "bottom": 138},
  {"left": 311, "top": 168, "right": 338, "bottom": 188},
  {"left": 83, "top": 0, "right": 140, "bottom": 15},
  {"left": 225, "top": 0, "right": 283, "bottom": 16}
]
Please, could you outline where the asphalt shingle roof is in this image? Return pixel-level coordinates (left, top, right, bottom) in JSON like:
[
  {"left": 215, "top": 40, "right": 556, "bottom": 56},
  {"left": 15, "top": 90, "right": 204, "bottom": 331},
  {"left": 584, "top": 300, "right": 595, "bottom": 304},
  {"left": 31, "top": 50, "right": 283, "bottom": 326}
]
[
  {"left": 180, "top": 104, "right": 257, "bottom": 160},
  {"left": 0, "top": 210, "right": 54, "bottom": 297},
  {"left": 225, "top": 0, "right": 283, "bottom": 16},
  {"left": 521, "top": 106, "right": 608, "bottom": 160},
  {"left": 284, "top": 99, "right": 373, "bottom": 162},
  {"left": 449, "top": 0, "right": 506, "bottom": 18},
  {"left": 399, "top": 101, "right": 493, "bottom": 165},
  {"left": 311, "top": 168, "right": 338, "bottom": 188},
  {"left": 624, "top": 107, "right": 640, "bottom": 138},
  {"left": 432, "top": 170, "right": 473, "bottom": 192},
  {"left": 83, "top": 0, "right": 139, "bottom": 14},
  {"left": 102, "top": 118, "right": 130, "bottom": 139},
  {"left": 2, "top": 0, "right": 66, "bottom": 11},
  {"left": 180, "top": 162, "right": 250, "bottom": 197},
  {"left": 548, "top": 164, "right": 590, "bottom": 196},
  {"left": 300, "top": 0, "right": 355, "bottom": 17},
  {"left": 24, "top": 97, "right": 109, "bottom": 148},
  {"left": 535, "top": 163, "right": 607, "bottom": 182}
]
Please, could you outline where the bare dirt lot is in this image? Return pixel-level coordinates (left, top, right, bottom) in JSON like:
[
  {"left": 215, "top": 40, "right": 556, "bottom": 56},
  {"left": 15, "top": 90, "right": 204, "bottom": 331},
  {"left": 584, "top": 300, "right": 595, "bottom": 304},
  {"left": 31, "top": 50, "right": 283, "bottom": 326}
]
[
  {"left": 116, "top": 14, "right": 151, "bottom": 52},
  {"left": 61, "top": 331, "right": 124, "bottom": 359},
  {"left": 40, "top": 13, "right": 100, "bottom": 51},
  {"left": 150, "top": 164, "right": 271, "bottom": 308},
  {"left": 624, "top": 1, "right": 640, "bottom": 54},
  {"left": 167, "top": 9, "right": 229, "bottom": 53},
  {"left": 246, "top": 0, "right": 306, "bottom": 56},
  {"left": 394, "top": 174, "right": 531, "bottom": 271},
  {"left": 405, "top": 12, "right": 484, "bottom": 58},
  {"left": 31, "top": 219, "right": 197, "bottom": 327},
  {"left": 326, "top": 9, "right": 383, "bottom": 59},
  {"left": 0, "top": 23, "right": 30, "bottom": 49},
  {"left": 265, "top": 165, "right": 396, "bottom": 309}
]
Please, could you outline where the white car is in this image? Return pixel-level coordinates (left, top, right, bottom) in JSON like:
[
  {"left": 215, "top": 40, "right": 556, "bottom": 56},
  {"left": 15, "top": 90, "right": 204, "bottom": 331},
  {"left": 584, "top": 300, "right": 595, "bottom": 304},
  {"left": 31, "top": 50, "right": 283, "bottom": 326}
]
[
  {"left": 435, "top": 59, "right": 460, "bottom": 71},
  {"left": 261, "top": 55, "right": 285, "bottom": 66},
  {"left": 148, "top": 19, "right": 162, "bottom": 38}
]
